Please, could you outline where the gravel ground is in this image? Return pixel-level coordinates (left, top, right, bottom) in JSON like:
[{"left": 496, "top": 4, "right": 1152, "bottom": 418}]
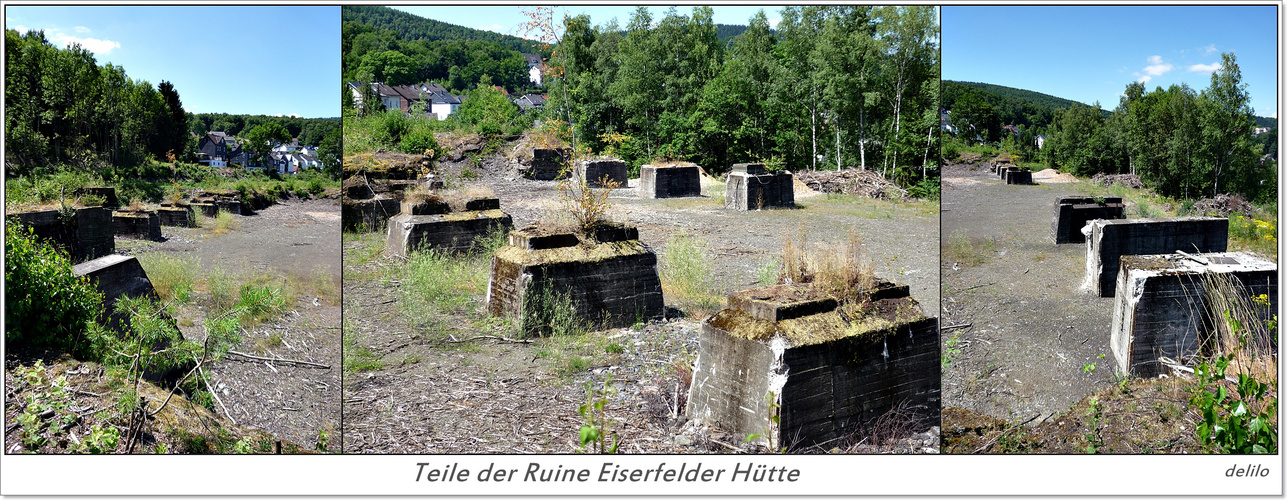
[
  {"left": 940, "top": 161, "right": 1119, "bottom": 424},
  {"left": 116, "top": 197, "right": 342, "bottom": 450}
]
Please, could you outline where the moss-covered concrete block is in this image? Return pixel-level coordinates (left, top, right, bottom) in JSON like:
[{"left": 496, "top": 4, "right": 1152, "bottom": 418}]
[
  {"left": 7, "top": 207, "right": 114, "bottom": 262},
  {"left": 486, "top": 224, "right": 664, "bottom": 336},
  {"left": 686, "top": 280, "right": 939, "bottom": 449},
  {"left": 385, "top": 209, "right": 514, "bottom": 257},
  {"left": 112, "top": 211, "right": 163, "bottom": 241},
  {"left": 1112, "top": 252, "right": 1277, "bottom": 377}
]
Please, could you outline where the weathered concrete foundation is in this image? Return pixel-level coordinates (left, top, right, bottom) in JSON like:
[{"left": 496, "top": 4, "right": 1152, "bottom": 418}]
[
  {"left": 385, "top": 207, "right": 514, "bottom": 257},
  {"left": 73, "top": 254, "right": 189, "bottom": 383},
  {"left": 1083, "top": 217, "right": 1229, "bottom": 297},
  {"left": 576, "top": 159, "right": 628, "bottom": 187},
  {"left": 342, "top": 196, "right": 400, "bottom": 232},
  {"left": 486, "top": 224, "right": 664, "bottom": 336},
  {"left": 686, "top": 280, "right": 939, "bottom": 449},
  {"left": 1111, "top": 252, "right": 1277, "bottom": 377},
  {"left": 1050, "top": 196, "right": 1125, "bottom": 244},
  {"left": 73, "top": 186, "right": 119, "bottom": 207},
  {"left": 156, "top": 206, "right": 193, "bottom": 227},
  {"left": 191, "top": 191, "right": 242, "bottom": 215},
  {"left": 639, "top": 164, "right": 702, "bottom": 199},
  {"left": 7, "top": 207, "right": 115, "bottom": 262},
  {"left": 726, "top": 167, "right": 794, "bottom": 210},
  {"left": 1005, "top": 168, "right": 1032, "bottom": 185},
  {"left": 112, "top": 211, "right": 163, "bottom": 241},
  {"left": 524, "top": 148, "right": 572, "bottom": 181}
]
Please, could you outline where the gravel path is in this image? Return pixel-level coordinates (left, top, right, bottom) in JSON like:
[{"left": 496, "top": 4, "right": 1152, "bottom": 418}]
[{"left": 940, "top": 162, "right": 1119, "bottom": 424}]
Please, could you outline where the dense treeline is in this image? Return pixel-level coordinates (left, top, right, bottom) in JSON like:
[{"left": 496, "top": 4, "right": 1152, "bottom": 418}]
[
  {"left": 549, "top": 6, "right": 939, "bottom": 184},
  {"left": 5, "top": 29, "right": 189, "bottom": 175},
  {"left": 343, "top": 5, "right": 545, "bottom": 55},
  {"left": 948, "top": 53, "right": 1275, "bottom": 203},
  {"left": 187, "top": 113, "right": 340, "bottom": 147},
  {"left": 942, "top": 80, "right": 1110, "bottom": 144},
  {"left": 1043, "top": 53, "right": 1275, "bottom": 202},
  {"left": 342, "top": 20, "right": 531, "bottom": 93}
]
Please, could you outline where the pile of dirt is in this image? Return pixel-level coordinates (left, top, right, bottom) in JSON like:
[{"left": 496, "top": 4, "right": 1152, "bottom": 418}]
[
  {"left": 794, "top": 168, "right": 906, "bottom": 200},
  {"left": 1090, "top": 173, "right": 1144, "bottom": 189},
  {"left": 1031, "top": 168, "right": 1078, "bottom": 183},
  {"left": 1192, "top": 193, "right": 1255, "bottom": 217}
]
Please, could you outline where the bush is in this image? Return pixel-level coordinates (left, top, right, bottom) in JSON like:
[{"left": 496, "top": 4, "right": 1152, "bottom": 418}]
[
  {"left": 4, "top": 220, "right": 104, "bottom": 355},
  {"left": 398, "top": 127, "right": 440, "bottom": 156},
  {"left": 374, "top": 110, "right": 413, "bottom": 148},
  {"left": 908, "top": 177, "right": 940, "bottom": 200},
  {"left": 477, "top": 121, "right": 502, "bottom": 138}
]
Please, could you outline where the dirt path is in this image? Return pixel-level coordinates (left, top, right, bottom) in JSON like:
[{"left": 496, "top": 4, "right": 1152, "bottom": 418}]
[
  {"left": 342, "top": 155, "right": 940, "bottom": 453},
  {"left": 117, "top": 197, "right": 342, "bottom": 450},
  {"left": 940, "top": 162, "right": 1119, "bottom": 424}
]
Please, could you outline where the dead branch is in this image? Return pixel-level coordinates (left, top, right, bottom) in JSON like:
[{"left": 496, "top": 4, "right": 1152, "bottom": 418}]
[
  {"left": 441, "top": 335, "right": 533, "bottom": 345},
  {"left": 941, "top": 323, "right": 972, "bottom": 331},
  {"left": 226, "top": 350, "right": 331, "bottom": 369}
]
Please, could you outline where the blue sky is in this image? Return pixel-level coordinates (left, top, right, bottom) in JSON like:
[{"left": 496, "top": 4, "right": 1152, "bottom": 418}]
[
  {"left": 943, "top": 6, "right": 1279, "bottom": 118},
  {"left": 390, "top": 5, "right": 788, "bottom": 40},
  {"left": 6, "top": 6, "right": 340, "bottom": 118}
]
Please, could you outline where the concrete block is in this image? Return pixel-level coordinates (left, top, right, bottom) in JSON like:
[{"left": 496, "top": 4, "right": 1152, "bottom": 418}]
[
  {"left": 73, "top": 186, "right": 119, "bottom": 207},
  {"left": 686, "top": 280, "right": 939, "bottom": 449},
  {"left": 385, "top": 209, "right": 514, "bottom": 257},
  {"left": 638, "top": 164, "right": 702, "bottom": 199},
  {"left": 525, "top": 148, "right": 572, "bottom": 180},
  {"left": 1006, "top": 169, "right": 1032, "bottom": 185},
  {"left": 112, "top": 211, "right": 163, "bottom": 241},
  {"left": 156, "top": 206, "right": 193, "bottom": 227},
  {"left": 1083, "top": 217, "right": 1229, "bottom": 297},
  {"left": 1111, "top": 252, "right": 1277, "bottom": 377},
  {"left": 725, "top": 171, "right": 794, "bottom": 210},
  {"left": 342, "top": 195, "right": 400, "bottom": 232},
  {"left": 1050, "top": 196, "right": 1125, "bottom": 244},
  {"left": 732, "top": 163, "right": 767, "bottom": 174},
  {"left": 72, "top": 254, "right": 189, "bottom": 383},
  {"left": 8, "top": 207, "right": 114, "bottom": 262},
  {"left": 486, "top": 224, "right": 664, "bottom": 336},
  {"left": 576, "top": 159, "right": 628, "bottom": 187}
]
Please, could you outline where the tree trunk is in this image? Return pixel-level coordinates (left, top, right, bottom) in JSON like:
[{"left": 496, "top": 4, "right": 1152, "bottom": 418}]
[
  {"left": 859, "top": 105, "right": 866, "bottom": 170},
  {"left": 810, "top": 105, "right": 817, "bottom": 171},
  {"left": 835, "top": 113, "right": 842, "bottom": 171},
  {"left": 922, "top": 122, "right": 933, "bottom": 178}
]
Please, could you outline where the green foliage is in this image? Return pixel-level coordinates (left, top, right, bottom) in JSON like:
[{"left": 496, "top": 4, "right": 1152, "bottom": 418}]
[
  {"left": 83, "top": 424, "right": 121, "bottom": 454},
  {"left": 4, "top": 220, "right": 104, "bottom": 356},
  {"left": 523, "top": 281, "right": 587, "bottom": 338},
  {"left": 743, "top": 391, "right": 783, "bottom": 452},
  {"left": 1191, "top": 354, "right": 1278, "bottom": 454},
  {"left": 374, "top": 109, "right": 413, "bottom": 147},
  {"left": 907, "top": 177, "right": 940, "bottom": 200},
  {"left": 398, "top": 126, "right": 440, "bottom": 155},
  {"left": 577, "top": 375, "right": 620, "bottom": 454},
  {"left": 942, "top": 332, "right": 962, "bottom": 368},
  {"left": 138, "top": 253, "right": 197, "bottom": 303}
]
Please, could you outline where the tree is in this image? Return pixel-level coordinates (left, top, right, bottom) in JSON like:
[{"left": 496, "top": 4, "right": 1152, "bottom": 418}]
[
  {"left": 1199, "top": 52, "right": 1258, "bottom": 197},
  {"left": 317, "top": 127, "right": 342, "bottom": 180},
  {"left": 157, "top": 80, "right": 187, "bottom": 160},
  {"left": 242, "top": 122, "right": 292, "bottom": 168}
]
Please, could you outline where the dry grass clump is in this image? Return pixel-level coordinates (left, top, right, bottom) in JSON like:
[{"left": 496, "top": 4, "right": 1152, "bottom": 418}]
[
  {"left": 444, "top": 185, "right": 496, "bottom": 212},
  {"left": 403, "top": 185, "right": 443, "bottom": 206},
  {"left": 1200, "top": 271, "right": 1277, "bottom": 383},
  {"left": 778, "top": 229, "right": 875, "bottom": 303},
  {"left": 127, "top": 198, "right": 146, "bottom": 212}
]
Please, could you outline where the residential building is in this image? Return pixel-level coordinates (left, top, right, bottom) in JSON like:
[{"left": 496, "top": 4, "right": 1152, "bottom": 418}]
[
  {"left": 522, "top": 53, "right": 544, "bottom": 86},
  {"left": 197, "top": 132, "right": 240, "bottom": 168}
]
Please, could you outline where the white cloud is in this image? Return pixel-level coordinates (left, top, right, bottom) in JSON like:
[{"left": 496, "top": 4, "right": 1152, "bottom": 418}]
[
  {"left": 52, "top": 34, "right": 120, "bottom": 55},
  {"left": 73, "top": 25, "right": 90, "bottom": 34},
  {"left": 1136, "top": 55, "right": 1172, "bottom": 83},
  {"left": 1202, "top": 44, "right": 1217, "bottom": 55},
  {"left": 1188, "top": 62, "right": 1221, "bottom": 73},
  {"left": 768, "top": 18, "right": 781, "bottom": 29}
]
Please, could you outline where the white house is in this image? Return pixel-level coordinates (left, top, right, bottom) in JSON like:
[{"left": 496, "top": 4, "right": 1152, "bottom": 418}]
[{"left": 522, "top": 53, "right": 543, "bottom": 86}]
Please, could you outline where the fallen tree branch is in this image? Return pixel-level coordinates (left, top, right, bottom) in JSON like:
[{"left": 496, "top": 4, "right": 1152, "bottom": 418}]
[
  {"left": 941, "top": 323, "right": 972, "bottom": 332},
  {"left": 226, "top": 350, "right": 331, "bottom": 369},
  {"left": 200, "top": 366, "right": 236, "bottom": 425},
  {"left": 441, "top": 335, "right": 533, "bottom": 345}
]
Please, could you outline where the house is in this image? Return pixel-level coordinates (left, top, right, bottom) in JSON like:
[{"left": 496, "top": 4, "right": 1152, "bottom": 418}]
[
  {"left": 940, "top": 109, "right": 956, "bottom": 134},
  {"left": 514, "top": 93, "right": 546, "bottom": 112},
  {"left": 522, "top": 53, "right": 544, "bottom": 86},
  {"left": 1253, "top": 127, "right": 1271, "bottom": 136},
  {"left": 348, "top": 81, "right": 463, "bottom": 119},
  {"left": 1001, "top": 124, "right": 1021, "bottom": 138},
  {"left": 1036, "top": 134, "right": 1048, "bottom": 149},
  {"left": 197, "top": 132, "right": 241, "bottom": 168}
]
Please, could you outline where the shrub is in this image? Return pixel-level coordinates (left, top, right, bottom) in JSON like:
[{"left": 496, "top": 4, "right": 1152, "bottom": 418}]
[
  {"left": 374, "top": 110, "right": 413, "bottom": 148},
  {"left": 477, "top": 120, "right": 502, "bottom": 138},
  {"left": 908, "top": 178, "right": 940, "bottom": 200},
  {"left": 398, "top": 127, "right": 440, "bottom": 156},
  {"left": 4, "top": 220, "right": 103, "bottom": 356}
]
